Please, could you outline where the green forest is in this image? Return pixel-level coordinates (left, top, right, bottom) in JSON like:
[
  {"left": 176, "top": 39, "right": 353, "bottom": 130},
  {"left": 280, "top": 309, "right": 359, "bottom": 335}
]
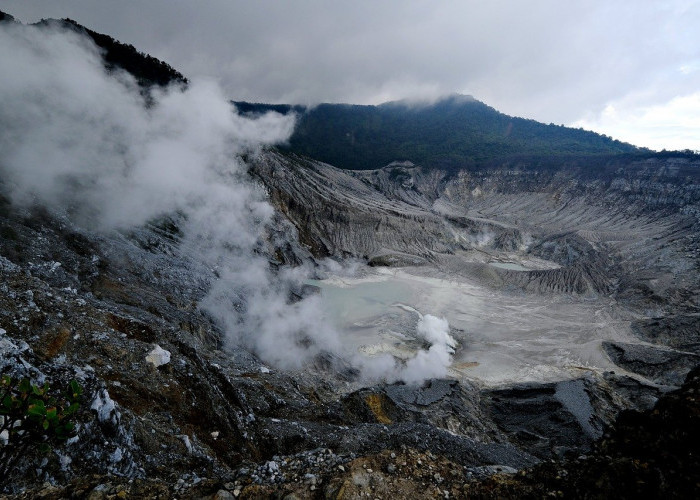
[{"left": 235, "top": 96, "right": 650, "bottom": 171}]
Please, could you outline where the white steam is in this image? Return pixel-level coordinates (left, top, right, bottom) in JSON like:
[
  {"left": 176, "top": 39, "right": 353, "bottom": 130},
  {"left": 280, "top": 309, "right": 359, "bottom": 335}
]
[
  {"left": 0, "top": 22, "right": 456, "bottom": 384},
  {"left": 401, "top": 314, "right": 456, "bottom": 384},
  {"left": 469, "top": 230, "right": 495, "bottom": 248},
  {"left": 353, "top": 313, "right": 457, "bottom": 385},
  {"left": 0, "top": 22, "right": 340, "bottom": 369},
  {"left": 0, "top": 23, "right": 290, "bottom": 231}
]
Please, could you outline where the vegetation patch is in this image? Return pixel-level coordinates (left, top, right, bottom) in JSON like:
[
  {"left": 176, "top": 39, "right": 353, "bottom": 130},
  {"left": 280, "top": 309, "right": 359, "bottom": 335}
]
[{"left": 1, "top": 376, "right": 82, "bottom": 477}]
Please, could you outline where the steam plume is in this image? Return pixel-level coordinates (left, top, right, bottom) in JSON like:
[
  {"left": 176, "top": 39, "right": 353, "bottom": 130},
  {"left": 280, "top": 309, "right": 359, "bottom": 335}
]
[
  {"left": 400, "top": 314, "right": 456, "bottom": 384},
  {"left": 0, "top": 21, "right": 340, "bottom": 369},
  {"left": 353, "top": 313, "right": 457, "bottom": 385},
  {"left": 0, "top": 21, "right": 455, "bottom": 383}
]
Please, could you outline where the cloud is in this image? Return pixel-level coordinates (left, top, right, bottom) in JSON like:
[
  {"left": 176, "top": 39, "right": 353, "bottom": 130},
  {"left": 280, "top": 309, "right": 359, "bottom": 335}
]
[
  {"left": 573, "top": 92, "right": 700, "bottom": 151},
  {"left": 3, "top": 0, "right": 699, "bottom": 132}
]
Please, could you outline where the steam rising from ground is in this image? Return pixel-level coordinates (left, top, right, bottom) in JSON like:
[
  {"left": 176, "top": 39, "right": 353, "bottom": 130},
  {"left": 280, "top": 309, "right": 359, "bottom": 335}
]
[
  {"left": 0, "top": 23, "right": 291, "bottom": 231},
  {"left": 0, "top": 22, "right": 453, "bottom": 383},
  {"left": 355, "top": 313, "right": 457, "bottom": 384},
  {"left": 402, "top": 315, "right": 456, "bottom": 384},
  {"left": 0, "top": 22, "right": 330, "bottom": 369}
]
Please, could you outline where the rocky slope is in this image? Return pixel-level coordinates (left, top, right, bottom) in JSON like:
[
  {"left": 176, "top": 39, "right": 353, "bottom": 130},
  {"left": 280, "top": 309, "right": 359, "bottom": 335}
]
[
  {"left": 0, "top": 188, "right": 545, "bottom": 496},
  {"left": 2, "top": 146, "right": 697, "bottom": 497},
  {"left": 253, "top": 151, "right": 699, "bottom": 307}
]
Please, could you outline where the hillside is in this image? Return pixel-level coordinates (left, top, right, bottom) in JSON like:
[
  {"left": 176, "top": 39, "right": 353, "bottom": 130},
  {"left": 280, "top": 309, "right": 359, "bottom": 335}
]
[
  {"left": 56, "top": 18, "right": 188, "bottom": 88},
  {"left": 236, "top": 96, "right": 644, "bottom": 171},
  {"left": 0, "top": 10, "right": 187, "bottom": 88}
]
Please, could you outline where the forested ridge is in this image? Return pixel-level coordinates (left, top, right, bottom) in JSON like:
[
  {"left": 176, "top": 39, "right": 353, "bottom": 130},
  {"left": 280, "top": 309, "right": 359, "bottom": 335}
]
[{"left": 234, "top": 96, "right": 662, "bottom": 171}]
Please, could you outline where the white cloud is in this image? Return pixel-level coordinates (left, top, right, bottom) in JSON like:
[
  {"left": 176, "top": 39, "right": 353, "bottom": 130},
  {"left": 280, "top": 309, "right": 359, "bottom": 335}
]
[
  {"left": 2, "top": 0, "right": 699, "bottom": 140},
  {"left": 679, "top": 61, "right": 700, "bottom": 75},
  {"left": 573, "top": 92, "right": 700, "bottom": 151}
]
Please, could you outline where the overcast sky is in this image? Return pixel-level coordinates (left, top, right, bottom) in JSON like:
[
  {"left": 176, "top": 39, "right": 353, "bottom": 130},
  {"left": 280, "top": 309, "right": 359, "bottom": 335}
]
[{"left": 2, "top": 0, "right": 699, "bottom": 151}]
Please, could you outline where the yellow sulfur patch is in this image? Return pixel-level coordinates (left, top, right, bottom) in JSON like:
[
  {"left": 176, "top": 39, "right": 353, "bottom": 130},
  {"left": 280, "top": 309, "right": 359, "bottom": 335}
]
[{"left": 365, "top": 394, "right": 392, "bottom": 424}]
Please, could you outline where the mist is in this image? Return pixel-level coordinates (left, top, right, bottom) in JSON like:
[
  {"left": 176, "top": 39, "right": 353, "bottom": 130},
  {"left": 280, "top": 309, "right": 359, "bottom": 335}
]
[
  {"left": 399, "top": 314, "right": 456, "bottom": 384},
  {"left": 0, "top": 20, "right": 456, "bottom": 384},
  {"left": 352, "top": 313, "right": 457, "bottom": 385},
  {"left": 0, "top": 21, "right": 337, "bottom": 370}
]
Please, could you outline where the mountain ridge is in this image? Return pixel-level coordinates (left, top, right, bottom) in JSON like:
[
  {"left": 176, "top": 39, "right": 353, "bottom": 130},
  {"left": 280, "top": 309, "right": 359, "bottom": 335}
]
[
  {"left": 235, "top": 95, "right": 653, "bottom": 171},
  {"left": 0, "top": 10, "right": 187, "bottom": 89},
  {"left": 4, "top": 8, "right": 696, "bottom": 172},
  {"left": 4, "top": 8, "right": 697, "bottom": 171}
]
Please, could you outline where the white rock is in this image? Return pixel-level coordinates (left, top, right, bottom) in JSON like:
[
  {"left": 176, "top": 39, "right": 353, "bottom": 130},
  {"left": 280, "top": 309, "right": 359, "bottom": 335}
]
[
  {"left": 146, "top": 345, "right": 171, "bottom": 367},
  {"left": 266, "top": 460, "right": 279, "bottom": 474},
  {"left": 0, "top": 337, "right": 18, "bottom": 354},
  {"left": 180, "top": 434, "right": 193, "bottom": 454},
  {"left": 91, "top": 388, "right": 119, "bottom": 426}
]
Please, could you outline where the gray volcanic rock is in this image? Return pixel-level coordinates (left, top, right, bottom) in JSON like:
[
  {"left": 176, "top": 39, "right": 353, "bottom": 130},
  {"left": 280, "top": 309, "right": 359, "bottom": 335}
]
[
  {"left": 602, "top": 341, "right": 700, "bottom": 386},
  {"left": 251, "top": 153, "right": 461, "bottom": 260},
  {"left": 341, "top": 379, "right": 501, "bottom": 442},
  {"left": 631, "top": 314, "right": 700, "bottom": 353},
  {"left": 2, "top": 147, "right": 699, "bottom": 496},
  {"left": 1, "top": 193, "right": 543, "bottom": 494},
  {"left": 2, "top": 151, "right": 699, "bottom": 496},
  {"left": 253, "top": 151, "right": 700, "bottom": 307},
  {"left": 481, "top": 380, "right": 598, "bottom": 459}
]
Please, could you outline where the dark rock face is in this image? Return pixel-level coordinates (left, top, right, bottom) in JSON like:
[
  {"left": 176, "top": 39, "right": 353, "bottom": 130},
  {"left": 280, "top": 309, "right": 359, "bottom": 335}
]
[
  {"left": 631, "top": 314, "right": 700, "bottom": 353},
  {"left": 603, "top": 341, "right": 699, "bottom": 386},
  {"left": 481, "top": 377, "right": 615, "bottom": 460},
  {"left": 483, "top": 384, "right": 592, "bottom": 459},
  {"left": 461, "top": 367, "right": 700, "bottom": 500}
]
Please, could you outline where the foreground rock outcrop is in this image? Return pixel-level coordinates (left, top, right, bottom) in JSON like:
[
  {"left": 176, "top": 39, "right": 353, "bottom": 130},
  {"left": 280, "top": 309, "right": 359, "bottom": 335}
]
[{"left": 3, "top": 367, "right": 698, "bottom": 499}]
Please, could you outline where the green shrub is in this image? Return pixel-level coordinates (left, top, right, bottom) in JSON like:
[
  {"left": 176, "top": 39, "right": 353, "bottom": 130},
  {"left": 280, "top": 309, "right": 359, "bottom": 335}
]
[{"left": 0, "top": 376, "right": 82, "bottom": 476}]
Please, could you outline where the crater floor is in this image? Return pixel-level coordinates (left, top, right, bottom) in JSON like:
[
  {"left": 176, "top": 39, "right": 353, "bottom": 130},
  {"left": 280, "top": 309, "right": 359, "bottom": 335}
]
[{"left": 313, "top": 264, "right": 640, "bottom": 387}]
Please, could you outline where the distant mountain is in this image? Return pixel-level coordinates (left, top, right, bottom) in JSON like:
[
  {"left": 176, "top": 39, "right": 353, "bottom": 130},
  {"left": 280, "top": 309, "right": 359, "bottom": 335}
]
[
  {"left": 235, "top": 96, "right": 649, "bottom": 171},
  {"left": 0, "top": 10, "right": 15, "bottom": 22},
  {"left": 3, "top": 9, "right": 694, "bottom": 171}
]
